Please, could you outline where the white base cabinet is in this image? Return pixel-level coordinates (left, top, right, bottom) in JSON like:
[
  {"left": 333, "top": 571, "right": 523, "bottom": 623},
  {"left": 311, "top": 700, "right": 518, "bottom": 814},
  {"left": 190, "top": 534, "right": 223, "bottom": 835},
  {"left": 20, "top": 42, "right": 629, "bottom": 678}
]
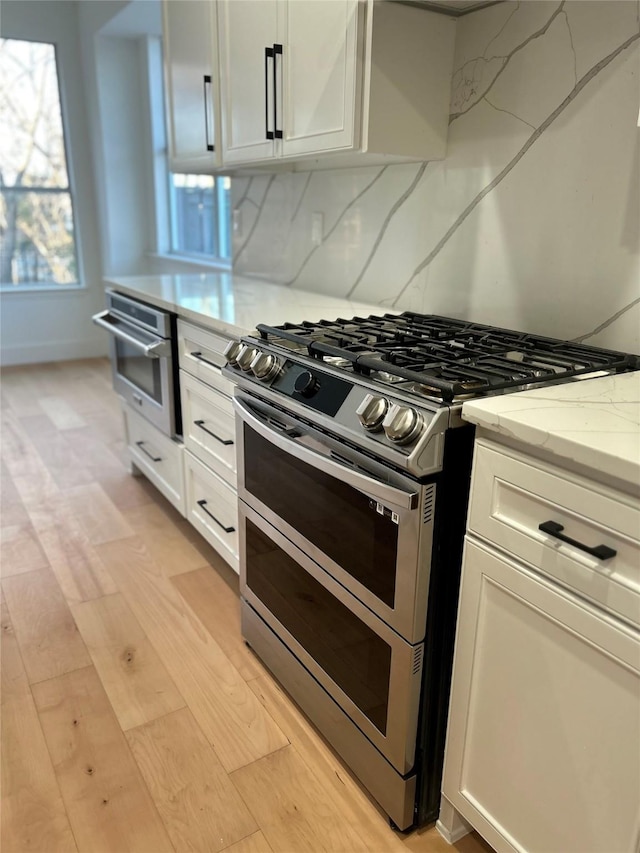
[
  {"left": 178, "top": 318, "right": 240, "bottom": 575},
  {"left": 442, "top": 539, "right": 640, "bottom": 853},
  {"left": 185, "top": 450, "right": 239, "bottom": 573},
  {"left": 123, "top": 404, "right": 186, "bottom": 516},
  {"left": 440, "top": 435, "right": 640, "bottom": 853}
]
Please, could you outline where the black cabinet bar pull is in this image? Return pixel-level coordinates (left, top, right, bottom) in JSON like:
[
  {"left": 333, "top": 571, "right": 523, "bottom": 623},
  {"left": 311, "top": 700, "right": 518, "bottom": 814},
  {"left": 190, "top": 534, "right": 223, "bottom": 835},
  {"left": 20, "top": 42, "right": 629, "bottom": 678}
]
[
  {"left": 538, "top": 520, "right": 617, "bottom": 560},
  {"left": 265, "top": 47, "right": 274, "bottom": 140},
  {"left": 136, "top": 441, "right": 162, "bottom": 462},
  {"left": 194, "top": 419, "right": 234, "bottom": 446},
  {"left": 273, "top": 43, "right": 283, "bottom": 139},
  {"left": 196, "top": 500, "right": 235, "bottom": 533},
  {"left": 203, "top": 75, "right": 214, "bottom": 152},
  {"left": 190, "top": 350, "right": 220, "bottom": 369}
]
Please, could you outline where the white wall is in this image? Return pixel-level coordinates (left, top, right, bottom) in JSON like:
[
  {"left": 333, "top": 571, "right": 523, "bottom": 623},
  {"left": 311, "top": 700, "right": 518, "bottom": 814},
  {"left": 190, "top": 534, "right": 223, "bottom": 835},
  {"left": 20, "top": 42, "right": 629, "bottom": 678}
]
[
  {"left": 232, "top": 1, "right": 640, "bottom": 353},
  {"left": 0, "top": 0, "right": 107, "bottom": 365}
]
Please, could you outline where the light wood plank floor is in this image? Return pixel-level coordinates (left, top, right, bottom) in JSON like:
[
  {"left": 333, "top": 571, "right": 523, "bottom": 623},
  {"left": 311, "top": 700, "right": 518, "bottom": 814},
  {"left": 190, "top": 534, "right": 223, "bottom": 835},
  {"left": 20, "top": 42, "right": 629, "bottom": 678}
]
[{"left": 1, "top": 359, "right": 494, "bottom": 853}]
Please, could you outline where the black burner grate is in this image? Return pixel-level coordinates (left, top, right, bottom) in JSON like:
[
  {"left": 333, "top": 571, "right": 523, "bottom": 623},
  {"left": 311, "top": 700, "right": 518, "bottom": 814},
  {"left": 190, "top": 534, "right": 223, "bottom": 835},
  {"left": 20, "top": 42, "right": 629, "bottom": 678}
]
[{"left": 256, "top": 312, "right": 638, "bottom": 402}]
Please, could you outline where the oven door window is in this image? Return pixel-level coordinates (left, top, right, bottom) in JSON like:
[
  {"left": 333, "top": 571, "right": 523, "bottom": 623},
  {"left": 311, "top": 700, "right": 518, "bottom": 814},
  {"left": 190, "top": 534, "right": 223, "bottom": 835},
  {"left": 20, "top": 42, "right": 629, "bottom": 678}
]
[
  {"left": 244, "top": 425, "right": 399, "bottom": 607},
  {"left": 246, "top": 518, "right": 391, "bottom": 734},
  {"left": 115, "top": 338, "right": 163, "bottom": 403}
]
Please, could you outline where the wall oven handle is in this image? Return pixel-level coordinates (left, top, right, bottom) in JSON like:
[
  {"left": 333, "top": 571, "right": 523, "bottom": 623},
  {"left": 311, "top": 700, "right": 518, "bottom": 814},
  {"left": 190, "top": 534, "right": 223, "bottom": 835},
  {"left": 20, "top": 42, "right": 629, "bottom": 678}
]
[
  {"left": 92, "top": 311, "right": 171, "bottom": 359},
  {"left": 196, "top": 500, "right": 235, "bottom": 533},
  {"left": 233, "top": 396, "right": 418, "bottom": 511}
]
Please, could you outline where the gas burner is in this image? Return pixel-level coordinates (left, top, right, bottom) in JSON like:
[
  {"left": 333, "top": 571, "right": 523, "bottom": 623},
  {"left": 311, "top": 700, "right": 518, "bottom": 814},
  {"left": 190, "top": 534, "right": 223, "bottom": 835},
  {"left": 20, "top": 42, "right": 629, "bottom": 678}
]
[{"left": 256, "top": 314, "right": 638, "bottom": 403}]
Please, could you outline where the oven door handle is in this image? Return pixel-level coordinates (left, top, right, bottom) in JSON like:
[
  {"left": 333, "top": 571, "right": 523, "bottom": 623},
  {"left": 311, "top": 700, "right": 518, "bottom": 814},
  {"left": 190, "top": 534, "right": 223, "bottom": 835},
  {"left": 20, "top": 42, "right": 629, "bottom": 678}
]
[
  {"left": 233, "top": 397, "right": 419, "bottom": 511},
  {"left": 92, "top": 310, "right": 171, "bottom": 358}
]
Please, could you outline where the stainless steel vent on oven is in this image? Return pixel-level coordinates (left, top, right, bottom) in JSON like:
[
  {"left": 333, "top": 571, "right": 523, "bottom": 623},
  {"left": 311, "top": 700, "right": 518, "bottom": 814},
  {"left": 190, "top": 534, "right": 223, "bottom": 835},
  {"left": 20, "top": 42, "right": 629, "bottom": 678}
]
[
  {"left": 412, "top": 645, "right": 424, "bottom": 676},
  {"left": 423, "top": 484, "right": 435, "bottom": 525}
]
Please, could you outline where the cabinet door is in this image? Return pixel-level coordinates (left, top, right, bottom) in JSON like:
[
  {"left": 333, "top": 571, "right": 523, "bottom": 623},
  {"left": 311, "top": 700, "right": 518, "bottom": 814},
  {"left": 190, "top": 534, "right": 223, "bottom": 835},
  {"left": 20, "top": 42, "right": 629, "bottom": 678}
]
[
  {"left": 218, "top": 0, "right": 278, "bottom": 164},
  {"left": 278, "top": 0, "right": 360, "bottom": 158},
  {"left": 162, "top": 0, "right": 218, "bottom": 172},
  {"left": 443, "top": 539, "right": 640, "bottom": 853}
]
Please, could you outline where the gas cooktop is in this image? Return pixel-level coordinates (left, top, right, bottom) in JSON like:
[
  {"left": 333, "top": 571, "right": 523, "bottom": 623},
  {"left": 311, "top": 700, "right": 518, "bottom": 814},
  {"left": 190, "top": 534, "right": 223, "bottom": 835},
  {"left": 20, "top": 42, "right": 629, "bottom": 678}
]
[{"left": 251, "top": 312, "right": 637, "bottom": 403}]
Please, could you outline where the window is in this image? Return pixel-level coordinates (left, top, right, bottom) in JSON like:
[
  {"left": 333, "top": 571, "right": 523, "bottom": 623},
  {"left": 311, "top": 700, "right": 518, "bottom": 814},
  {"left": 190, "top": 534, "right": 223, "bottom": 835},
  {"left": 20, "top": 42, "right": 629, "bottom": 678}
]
[
  {"left": 0, "top": 39, "right": 79, "bottom": 288},
  {"left": 169, "top": 173, "right": 231, "bottom": 261}
]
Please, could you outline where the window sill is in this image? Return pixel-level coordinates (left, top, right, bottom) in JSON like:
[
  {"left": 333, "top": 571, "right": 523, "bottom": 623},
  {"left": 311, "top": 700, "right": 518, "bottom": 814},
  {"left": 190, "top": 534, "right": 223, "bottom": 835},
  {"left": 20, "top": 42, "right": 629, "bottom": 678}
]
[
  {"left": 0, "top": 282, "right": 85, "bottom": 296},
  {"left": 147, "top": 252, "right": 231, "bottom": 273}
]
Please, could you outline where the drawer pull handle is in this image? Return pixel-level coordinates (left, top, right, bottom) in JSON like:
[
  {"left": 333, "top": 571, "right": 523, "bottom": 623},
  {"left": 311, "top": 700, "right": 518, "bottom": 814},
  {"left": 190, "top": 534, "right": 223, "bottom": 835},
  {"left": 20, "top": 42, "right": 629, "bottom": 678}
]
[
  {"left": 194, "top": 420, "right": 234, "bottom": 446},
  {"left": 190, "top": 350, "right": 220, "bottom": 369},
  {"left": 135, "top": 441, "right": 162, "bottom": 462},
  {"left": 196, "top": 500, "right": 235, "bottom": 533},
  {"left": 538, "top": 520, "right": 617, "bottom": 560}
]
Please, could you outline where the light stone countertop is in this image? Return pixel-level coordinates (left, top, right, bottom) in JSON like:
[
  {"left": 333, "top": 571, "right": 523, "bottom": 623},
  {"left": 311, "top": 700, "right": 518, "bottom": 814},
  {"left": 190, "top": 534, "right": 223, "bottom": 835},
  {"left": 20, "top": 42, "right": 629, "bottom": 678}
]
[
  {"left": 462, "top": 371, "right": 640, "bottom": 492},
  {"left": 104, "top": 272, "right": 394, "bottom": 337}
]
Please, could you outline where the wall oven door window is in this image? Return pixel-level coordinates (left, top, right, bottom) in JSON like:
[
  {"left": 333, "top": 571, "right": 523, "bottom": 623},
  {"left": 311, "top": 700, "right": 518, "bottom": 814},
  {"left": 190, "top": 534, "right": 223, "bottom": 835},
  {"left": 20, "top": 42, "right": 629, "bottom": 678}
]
[
  {"left": 93, "top": 290, "right": 179, "bottom": 438},
  {"left": 241, "top": 503, "right": 423, "bottom": 774},
  {"left": 234, "top": 393, "right": 435, "bottom": 643}
]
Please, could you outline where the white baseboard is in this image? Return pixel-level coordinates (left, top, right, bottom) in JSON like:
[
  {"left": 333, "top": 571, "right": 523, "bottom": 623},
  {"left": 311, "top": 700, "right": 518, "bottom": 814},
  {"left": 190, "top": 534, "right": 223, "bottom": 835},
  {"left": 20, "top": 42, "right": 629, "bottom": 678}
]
[{"left": 0, "top": 338, "right": 108, "bottom": 366}]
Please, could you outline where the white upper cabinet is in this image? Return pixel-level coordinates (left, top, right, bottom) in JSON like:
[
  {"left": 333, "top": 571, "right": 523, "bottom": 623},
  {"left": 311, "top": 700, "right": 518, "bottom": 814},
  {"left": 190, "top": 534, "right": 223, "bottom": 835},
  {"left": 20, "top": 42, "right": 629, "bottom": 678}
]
[
  {"left": 217, "top": 0, "right": 456, "bottom": 168},
  {"left": 278, "top": 0, "right": 361, "bottom": 158},
  {"left": 162, "top": 0, "right": 221, "bottom": 172},
  {"left": 217, "top": 0, "right": 279, "bottom": 165}
]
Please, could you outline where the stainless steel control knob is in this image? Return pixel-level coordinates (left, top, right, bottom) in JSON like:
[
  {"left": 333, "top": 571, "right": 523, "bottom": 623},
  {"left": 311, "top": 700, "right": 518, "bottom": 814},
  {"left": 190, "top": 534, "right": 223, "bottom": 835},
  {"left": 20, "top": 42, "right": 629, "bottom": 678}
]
[
  {"left": 356, "top": 394, "right": 388, "bottom": 432},
  {"left": 250, "top": 351, "right": 279, "bottom": 381},
  {"left": 236, "top": 345, "right": 258, "bottom": 372},
  {"left": 223, "top": 340, "right": 242, "bottom": 364},
  {"left": 382, "top": 405, "right": 423, "bottom": 445}
]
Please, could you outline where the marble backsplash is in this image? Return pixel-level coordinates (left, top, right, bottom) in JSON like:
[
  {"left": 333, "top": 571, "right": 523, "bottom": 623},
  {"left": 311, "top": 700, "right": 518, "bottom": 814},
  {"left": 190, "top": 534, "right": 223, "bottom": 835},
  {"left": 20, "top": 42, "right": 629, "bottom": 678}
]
[{"left": 231, "top": 1, "right": 640, "bottom": 353}]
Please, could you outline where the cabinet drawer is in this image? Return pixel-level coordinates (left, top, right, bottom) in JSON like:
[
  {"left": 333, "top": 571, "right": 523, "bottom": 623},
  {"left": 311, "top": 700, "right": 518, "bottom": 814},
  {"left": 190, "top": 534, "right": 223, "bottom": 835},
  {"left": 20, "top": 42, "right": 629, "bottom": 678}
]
[
  {"left": 124, "top": 404, "right": 185, "bottom": 515},
  {"left": 181, "top": 371, "right": 237, "bottom": 486},
  {"left": 178, "top": 319, "right": 236, "bottom": 396},
  {"left": 468, "top": 438, "right": 640, "bottom": 627},
  {"left": 185, "top": 451, "right": 239, "bottom": 574}
]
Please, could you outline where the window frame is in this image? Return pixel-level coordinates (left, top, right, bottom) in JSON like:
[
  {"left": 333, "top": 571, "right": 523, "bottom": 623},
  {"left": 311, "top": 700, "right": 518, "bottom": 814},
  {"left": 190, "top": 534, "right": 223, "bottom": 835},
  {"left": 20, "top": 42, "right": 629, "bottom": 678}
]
[{"left": 0, "top": 37, "right": 83, "bottom": 293}]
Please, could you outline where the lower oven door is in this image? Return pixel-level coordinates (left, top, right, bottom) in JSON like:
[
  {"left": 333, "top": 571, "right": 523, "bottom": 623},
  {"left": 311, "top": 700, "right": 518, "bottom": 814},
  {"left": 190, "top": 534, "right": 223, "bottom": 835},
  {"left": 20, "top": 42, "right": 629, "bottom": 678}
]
[
  {"left": 93, "top": 309, "right": 177, "bottom": 437},
  {"left": 241, "top": 502, "right": 424, "bottom": 774},
  {"left": 234, "top": 391, "right": 434, "bottom": 643}
]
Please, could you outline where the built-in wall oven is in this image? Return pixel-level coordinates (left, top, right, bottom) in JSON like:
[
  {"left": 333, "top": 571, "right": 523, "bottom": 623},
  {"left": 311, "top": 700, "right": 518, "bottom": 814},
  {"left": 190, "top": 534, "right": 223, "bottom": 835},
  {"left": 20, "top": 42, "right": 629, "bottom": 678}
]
[{"left": 93, "top": 289, "right": 181, "bottom": 438}]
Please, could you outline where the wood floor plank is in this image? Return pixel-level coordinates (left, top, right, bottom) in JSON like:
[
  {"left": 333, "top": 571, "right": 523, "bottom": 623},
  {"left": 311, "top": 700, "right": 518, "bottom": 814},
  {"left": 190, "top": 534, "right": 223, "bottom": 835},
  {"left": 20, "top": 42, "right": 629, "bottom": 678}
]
[
  {"left": 97, "top": 536, "right": 289, "bottom": 772},
  {"left": 28, "top": 502, "right": 118, "bottom": 604},
  {"left": 2, "top": 567, "right": 91, "bottom": 684},
  {"left": 126, "top": 502, "right": 212, "bottom": 576},
  {"left": 126, "top": 707, "right": 258, "bottom": 852},
  {"left": 221, "top": 831, "right": 274, "bottom": 853},
  {"left": 1, "top": 460, "right": 31, "bottom": 527},
  {"left": 20, "top": 415, "right": 95, "bottom": 491},
  {"left": 39, "top": 396, "right": 87, "bottom": 430},
  {"left": 1, "top": 600, "right": 78, "bottom": 853},
  {"left": 31, "top": 666, "right": 174, "bottom": 853},
  {"left": 172, "top": 567, "right": 264, "bottom": 681},
  {"left": 1, "top": 522, "right": 50, "bottom": 577},
  {"left": 63, "top": 483, "right": 134, "bottom": 546},
  {"left": 100, "top": 469, "right": 158, "bottom": 511},
  {"left": 71, "top": 593, "right": 185, "bottom": 730},
  {"left": 230, "top": 744, "right": 394, "bottom": 853}
]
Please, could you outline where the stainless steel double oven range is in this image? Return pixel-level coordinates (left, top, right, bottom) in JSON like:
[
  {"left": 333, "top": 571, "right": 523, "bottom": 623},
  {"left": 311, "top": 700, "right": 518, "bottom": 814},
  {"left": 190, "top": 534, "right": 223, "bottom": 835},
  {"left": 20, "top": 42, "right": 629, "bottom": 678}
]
[{"left": 223, "top": 313, "right": 638, "bottom": 831}]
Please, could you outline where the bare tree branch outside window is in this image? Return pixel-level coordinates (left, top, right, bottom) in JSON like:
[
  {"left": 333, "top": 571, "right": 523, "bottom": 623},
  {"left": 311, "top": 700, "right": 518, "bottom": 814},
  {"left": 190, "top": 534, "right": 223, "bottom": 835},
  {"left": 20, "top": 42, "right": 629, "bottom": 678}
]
[{"left": 0, "top": 38, "right": 79, "bottom": 287}]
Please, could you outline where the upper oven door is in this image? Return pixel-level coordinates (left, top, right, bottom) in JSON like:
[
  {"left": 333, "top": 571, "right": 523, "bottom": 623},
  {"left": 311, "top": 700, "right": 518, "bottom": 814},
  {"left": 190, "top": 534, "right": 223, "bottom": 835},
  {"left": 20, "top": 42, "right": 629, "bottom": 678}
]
[
  {"left": 234, "top": 390, "right": 435, "bottom": 643},
  {"left": 93, "top": 308, "right": 176, "bottom": 437}
]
